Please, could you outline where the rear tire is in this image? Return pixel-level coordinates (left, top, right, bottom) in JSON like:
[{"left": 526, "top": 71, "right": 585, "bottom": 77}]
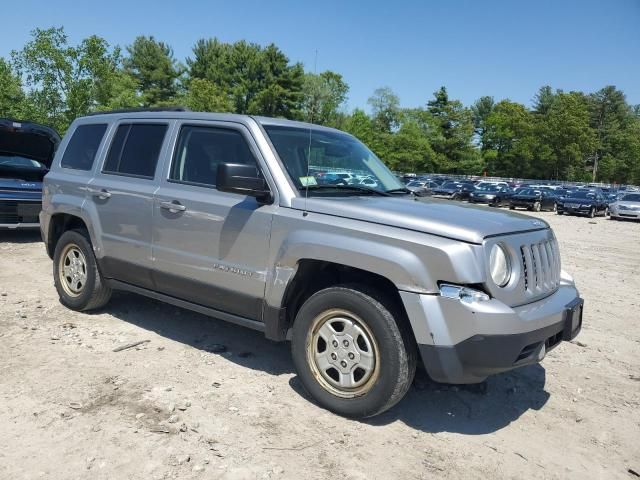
[
  {"left": 291, "top": 285, "right": 416, "bottom": 418},
  {"left": 53, "top": 229, "right": 112, "bottom": 311},
  {"left": 509, "top": 205, "right": 515, "bottom": 210}
]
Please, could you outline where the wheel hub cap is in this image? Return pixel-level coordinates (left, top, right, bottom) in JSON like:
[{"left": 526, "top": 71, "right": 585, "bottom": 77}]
[
  {"left": 59, "top": 245, "right": 87, "bottom": 296},
  {"left": 307, "top": 310, "right": 379, "bottom": 398}
]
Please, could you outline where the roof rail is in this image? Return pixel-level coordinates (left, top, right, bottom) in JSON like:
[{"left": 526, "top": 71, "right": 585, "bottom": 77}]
[{"left": 84, "top": 106, "right": 191, "bottom": 116}]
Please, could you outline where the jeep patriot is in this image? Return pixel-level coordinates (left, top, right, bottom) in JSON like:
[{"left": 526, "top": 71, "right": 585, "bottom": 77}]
[{"left": 40, "top": 110, "right": 583, "bottom": 417}]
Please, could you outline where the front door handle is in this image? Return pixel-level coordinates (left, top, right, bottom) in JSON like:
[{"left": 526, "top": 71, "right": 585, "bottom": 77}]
[
  {"left": 91, "top": 189, "right": 111, "bottom": 200},
  {"left": 160, "top": 200, "right": 187, "bottom": 212}
]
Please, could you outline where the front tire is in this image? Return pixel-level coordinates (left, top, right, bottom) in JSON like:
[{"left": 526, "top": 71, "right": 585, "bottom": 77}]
[
  {"left": 291, "top": 286, "right": 416, "bottom": 418},
  {"left": 53, "top": 229, "right": 112, "bottom": 311},
  {"left": 588, "top": 207, "right": 596, "bottom": 218},
  {"left": 533, "top": 201, "right": 541, "bottom": 212}
]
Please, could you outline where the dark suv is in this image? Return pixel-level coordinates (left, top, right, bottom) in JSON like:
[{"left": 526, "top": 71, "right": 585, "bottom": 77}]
[{"left": 1, "top": 118, "right": 60, "bottom": 228}]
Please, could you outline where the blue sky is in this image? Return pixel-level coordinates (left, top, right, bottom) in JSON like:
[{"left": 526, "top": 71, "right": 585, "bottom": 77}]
[{"left": 2, "top": 0, "right": 639, "bottom": 110}]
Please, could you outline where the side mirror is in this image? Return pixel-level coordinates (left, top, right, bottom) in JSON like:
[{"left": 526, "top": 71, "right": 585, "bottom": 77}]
[{"left": 216, "top": 163, "right": 272, "bottom": 202}]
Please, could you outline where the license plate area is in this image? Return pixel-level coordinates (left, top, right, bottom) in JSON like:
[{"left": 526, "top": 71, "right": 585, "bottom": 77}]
[{"left": 562, "top": 298, "right": 584, "bottom": 340}]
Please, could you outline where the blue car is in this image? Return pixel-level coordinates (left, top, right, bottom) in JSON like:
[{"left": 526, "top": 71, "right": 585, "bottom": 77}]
[{"left": 1, "top": 118, "right": 60, "bottom": 229}]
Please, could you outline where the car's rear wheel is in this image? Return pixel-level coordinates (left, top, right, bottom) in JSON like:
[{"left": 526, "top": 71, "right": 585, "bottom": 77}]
[
  {"left": 552, "top": 202, "right": 557, "bottom": 212},
  {"left": 509, "top": 205, "right": 515, "bottom": 210},
  {"left": 291, "top": 286, "right": 416, "bottom": 418},
  {"left": 53, "top": 229, "right": 112, "bottom": 311},
  {"left": 604, "top": 207, "right": 609, "bottom": 217}
]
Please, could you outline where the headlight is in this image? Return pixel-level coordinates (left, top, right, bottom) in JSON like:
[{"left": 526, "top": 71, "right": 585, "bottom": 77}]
[
  {"left": 490, "top": 243, "right": 511, "bottom": 287},
  {"left": 581, "top": 204, "right": 592, "bottom": 208},
  {"left": 486, "top": 194, "right": 495, "bottom": 199}
]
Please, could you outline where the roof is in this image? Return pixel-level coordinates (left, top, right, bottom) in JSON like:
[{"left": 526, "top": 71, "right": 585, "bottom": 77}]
[{"left": 78, "top": 110, "right": 343, "bottom": 133}]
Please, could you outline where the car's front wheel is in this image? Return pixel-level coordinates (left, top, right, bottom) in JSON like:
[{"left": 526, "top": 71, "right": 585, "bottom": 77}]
[
  {"left": 291, "top": 286, "right": 416, "bottom": 418},
  {"left": 53, "top": 229, "right": 112, "bottom": 311},
  {"left": 533, "top": 201, "right": 541, "bottom": 212},
  {"left": 588, "top": 207, "right": 596, "bottom": 218}
]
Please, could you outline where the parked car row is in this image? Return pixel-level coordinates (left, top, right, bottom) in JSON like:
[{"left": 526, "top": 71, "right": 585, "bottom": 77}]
[{"left": 397, "top": 173, "right": 639, "bottom": 221}]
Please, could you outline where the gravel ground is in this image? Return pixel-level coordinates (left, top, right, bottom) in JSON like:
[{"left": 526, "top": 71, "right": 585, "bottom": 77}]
[{"left": 0, "top": 210, "right": 639, "bottom": 480}]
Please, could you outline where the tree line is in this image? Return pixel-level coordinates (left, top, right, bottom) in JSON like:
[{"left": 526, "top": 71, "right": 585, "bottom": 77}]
[{"left": 1, "top": 27, "right": 639, "bottom": 184}]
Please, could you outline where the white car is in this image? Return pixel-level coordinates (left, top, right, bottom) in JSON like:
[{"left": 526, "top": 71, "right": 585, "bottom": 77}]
[{"left": 610, "top": 192, "right": 640, "bottom": 221}]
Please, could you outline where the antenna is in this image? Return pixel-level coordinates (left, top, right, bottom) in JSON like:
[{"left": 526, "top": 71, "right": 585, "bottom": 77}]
[{"left": 303, "top": 49, "right": 319, "bottom": 217}]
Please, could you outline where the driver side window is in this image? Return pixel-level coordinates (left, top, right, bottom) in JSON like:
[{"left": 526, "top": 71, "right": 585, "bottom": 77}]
[{"left": 169, "top": 125, "right": 257, "bottom": 187}]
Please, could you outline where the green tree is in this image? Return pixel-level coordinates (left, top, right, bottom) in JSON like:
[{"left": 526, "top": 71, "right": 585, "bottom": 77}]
[
  {"left": 187, "top": 39, "right": 304, "bottom": 118},
  {"left": 536, "top": 92, "right": 596, "bottom": 180},
  {"left": 124, "top": 36, "right": 183, "bottom": 106},
  {"left": 385, "top": 121, "right": 437, "bottom": 173},
  {"left": 367, "top": 87, "right": 400, "bottom": 132},
  {"left": 471, "top": 95, "right": 495, "bottom": 150},
  {"left": 484, "top": 100, "right": 536, "bottom": 177},
  {"left": 183, "top": 78, "right": 233, "bottom": 112},
  {"left": 0, "top": 58, "right": 27, "bottom": 118},
  {"left": 532, "top": 85, "right": 560, "bottom": 115},
  {"left": 11, "top": 27, "right": 123, "bottom": 132},
  {"left": 587, "top": 86, "right": 640, "bottom": 183},
  {"left": 301, "top": 71, "right": 349, "bottom": 125},
  {"left": 426, "top": 87, "right": 477, "bottom": 173}
]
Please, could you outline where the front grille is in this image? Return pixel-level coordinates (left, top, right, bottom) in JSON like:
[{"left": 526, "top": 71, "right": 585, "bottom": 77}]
[
  {"left": 520, "top": 239, "right": 561, "bottom": 298},
  {"left": 0, "top": 201, "right": 40, "bottom": 223}
]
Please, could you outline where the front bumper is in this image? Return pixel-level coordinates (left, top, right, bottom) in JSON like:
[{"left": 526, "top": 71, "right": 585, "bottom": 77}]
[
  {"left": 0, "top": 199, "right": 41, "bottom": 228},
  {"left": 469, "top": 196, "right": 495, "bottom": 204},
  {"left": 611, "top": 209, "right": 640, "bottom": 220},
  {"left": 558, "top": 204, "right": 591, "bottom": 215},
  {"left": 510, "top": 200, "right": 534, "bottom": 208},
  {"left": 400, "top": 283, "right": 583, "bottom": 383}
]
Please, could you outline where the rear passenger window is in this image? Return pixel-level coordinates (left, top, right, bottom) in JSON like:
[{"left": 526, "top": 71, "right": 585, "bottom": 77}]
[
  {"left": 169, "top": 126, "right": 256, "bottom": 187},
  {"left": 60, "top": 124, "right": 107, "bottom": 170},
  {"left": 103, "top": 124, "right": 167, "bottom": 178}
]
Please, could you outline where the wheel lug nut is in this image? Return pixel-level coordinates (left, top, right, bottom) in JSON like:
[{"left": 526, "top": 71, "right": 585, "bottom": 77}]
[
  {"left": 331, "top": 353, "right": 337, "bottom": 360},
  {"left": 348, "top": 353, "right": 355, "bottom": 360},
  {"left": 332, "top": 340, "right": 338, "bottom": 348},
  {"left": 343, "top": 340, "right": 349, "bottom": 347},
  {"left": 340, "top": 361, "right": 348, "bottom": 368}
]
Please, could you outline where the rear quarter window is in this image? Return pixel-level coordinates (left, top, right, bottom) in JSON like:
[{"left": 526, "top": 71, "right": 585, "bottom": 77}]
[
  {"left": 103, "top": 123, "right": 168, "bottom": 179},
  {"left": 60, "top": 124, "right": 108, "bottom": 171}
]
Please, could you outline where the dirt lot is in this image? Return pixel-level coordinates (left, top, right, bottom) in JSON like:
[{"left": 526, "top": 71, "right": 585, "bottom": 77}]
[{"left": 0, "top": 210, "right": 638, "bottom": 480}]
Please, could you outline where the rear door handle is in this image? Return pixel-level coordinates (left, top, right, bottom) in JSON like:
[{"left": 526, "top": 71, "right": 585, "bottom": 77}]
[
  {"left": 160, "top": 200, "right": 187, "bottom": 212},
  {"left": 91, "top": 189, "right": 111, "bottom": 199}
]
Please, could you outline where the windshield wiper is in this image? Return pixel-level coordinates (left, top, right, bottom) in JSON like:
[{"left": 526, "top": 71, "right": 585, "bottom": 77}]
[{"left": 303, "top": 184, "right": 391, "bottom": 196}]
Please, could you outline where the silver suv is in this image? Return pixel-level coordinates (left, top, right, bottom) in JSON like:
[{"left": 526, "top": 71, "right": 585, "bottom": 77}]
[{"left": 41, "top": 110, "right": 583, "bottom": 418}]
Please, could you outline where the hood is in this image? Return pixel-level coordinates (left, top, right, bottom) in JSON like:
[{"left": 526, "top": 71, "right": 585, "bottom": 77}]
[
  {"left": 0, "top": 118, "right": 60, "bottom": 168},
  {"left": 615, "top": 201, "right": 640, "bottom": 209},
  {"left": 512, "top": 194, "right": 539, "bottom": 200},
  {"left": 0, "top": 177, "right": 42, "bottom": 192},
  {"left": 290, "top": 196, "right": 549, "bottom": 244}
]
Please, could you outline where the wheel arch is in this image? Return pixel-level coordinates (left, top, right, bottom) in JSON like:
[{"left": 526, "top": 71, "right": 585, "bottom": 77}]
[{"left": 46, "top": 210, "right": 96, "bottom": 259}]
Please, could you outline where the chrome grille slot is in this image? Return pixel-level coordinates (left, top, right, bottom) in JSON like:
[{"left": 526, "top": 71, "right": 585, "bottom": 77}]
[{"left": 520, "top": 238, "right": 561, "bottom": 298}]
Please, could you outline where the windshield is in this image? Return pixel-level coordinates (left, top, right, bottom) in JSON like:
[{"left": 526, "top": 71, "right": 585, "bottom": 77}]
[
  {"left": 518, "top": 189, "right": 540, "bottom": 196},
  {"left": 407, "top": 181, "right": 424, "bottom": 187},
  {"left": 622, "top": 193, "right": 640, "bottom": 202},
  {"left": 441, "top": 182, "right": 459, "bottom": 189},
  {"left": 0, "top": 155, "right": 47, "bottom": 170},
  {"left": 567, "top": 191, "right": 595, "bottom": 199},
  {"left": 263, "top": 125, "right": 403, "bottom": 194}
]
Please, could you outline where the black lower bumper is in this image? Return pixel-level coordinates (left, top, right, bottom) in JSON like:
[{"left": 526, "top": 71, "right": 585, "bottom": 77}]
[{"left": 419, "top": 298, "right": 584, "bottom": 384}]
